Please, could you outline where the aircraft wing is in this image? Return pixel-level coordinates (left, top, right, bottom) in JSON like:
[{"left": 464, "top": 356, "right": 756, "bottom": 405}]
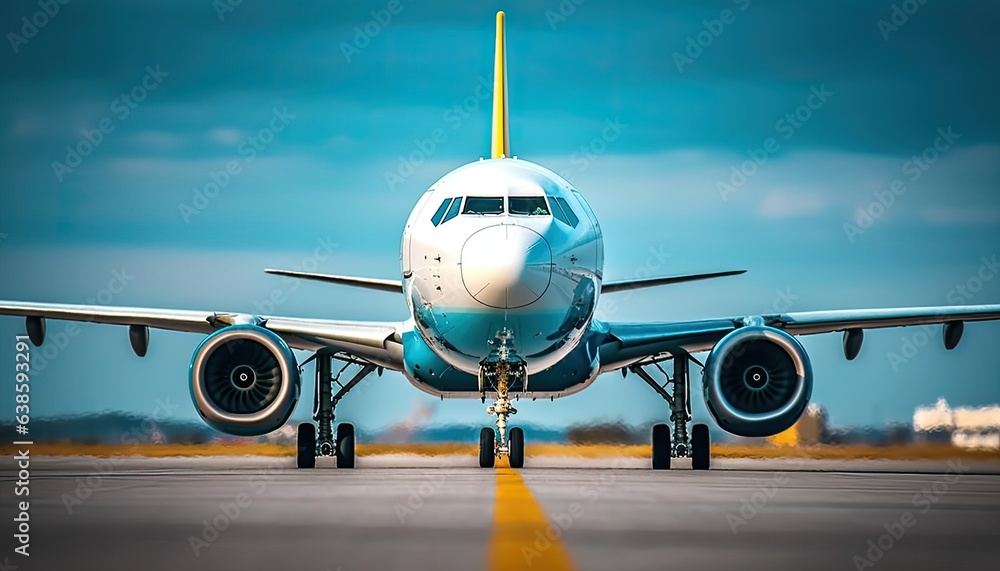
[
  {"left": 599, "top": 304, "right": 1000, "bottom": 371},
  {"left": 602, "top": 269, "right": 745, "bottom": 294},
  {"left": 0, "top": 300, "right": 405, "bottom": 369},
  {"left": 264, "top": 269, "right": 403, "bottom": 293}
]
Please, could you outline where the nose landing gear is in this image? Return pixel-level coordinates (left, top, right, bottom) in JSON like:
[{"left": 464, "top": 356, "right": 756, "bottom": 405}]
[{"left": 478, "top": 330, "right": 526, "bottom": 468}]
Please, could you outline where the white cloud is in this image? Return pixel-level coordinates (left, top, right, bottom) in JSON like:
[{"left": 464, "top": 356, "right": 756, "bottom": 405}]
[
  {"left": 208, "top": 128, "right": 242, "bottom": 145},
  {"left": 757, "top": 187, "right": 828, "bottom": 219}
]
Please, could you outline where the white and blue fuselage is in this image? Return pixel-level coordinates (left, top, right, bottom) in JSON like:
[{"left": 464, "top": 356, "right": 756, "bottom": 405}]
[{"left": 401, "top": 158, "right": 606, "bottom": 397}]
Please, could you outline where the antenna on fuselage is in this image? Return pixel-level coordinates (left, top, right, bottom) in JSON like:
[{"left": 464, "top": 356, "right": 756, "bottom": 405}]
[{"left": 491, "top": 11, "right": 510, "bottom": 159}]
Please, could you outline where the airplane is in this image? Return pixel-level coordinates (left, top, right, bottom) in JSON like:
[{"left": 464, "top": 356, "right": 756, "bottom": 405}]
[{"left": 3, "top": 11, "right": 999, "bottom": 470}]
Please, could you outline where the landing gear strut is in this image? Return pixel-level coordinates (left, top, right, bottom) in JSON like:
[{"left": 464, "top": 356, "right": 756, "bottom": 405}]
[
  {"left": 297, "top": 353, "right": 376, "bottom": 469},
  {"left": 478, "top": 329, "right": 526, "bottom": 468},
  {"left": 629, "top": 352, "right": 711, "bottom": 470}
]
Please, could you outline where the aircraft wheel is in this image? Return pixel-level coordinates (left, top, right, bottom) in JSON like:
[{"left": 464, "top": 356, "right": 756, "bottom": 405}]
[
  {"left": 691, "top": 423, "right": 710, "bottom": 470},
  {"left": 479, "top": 427, "right": 496, "bottom": 468},
  {"left": 652, "top": 423, "right": 671, "bottom": 470},
  {"left": 509, "top": 427, "right": 525, "bottom": 468},
  {"left": 297, "top": 423, "right": 316, "bottom": 469},
  {"left": 336, "top": 422, "right": 355, "bottom": 469}
]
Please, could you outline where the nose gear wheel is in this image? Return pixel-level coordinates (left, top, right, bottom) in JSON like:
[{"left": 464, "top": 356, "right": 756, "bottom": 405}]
[{"left": 477, "top": 328, "right": 527, "bottom": 468}]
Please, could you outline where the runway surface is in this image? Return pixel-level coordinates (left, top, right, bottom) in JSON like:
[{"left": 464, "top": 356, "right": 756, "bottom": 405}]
[{"left": 3, "top": 456, "right": 999, "bottom": 571}]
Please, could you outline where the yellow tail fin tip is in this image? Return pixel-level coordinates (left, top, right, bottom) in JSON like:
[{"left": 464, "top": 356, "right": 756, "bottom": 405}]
[{"left": 491, "top": 11, "right": 510, "bottom": 159}]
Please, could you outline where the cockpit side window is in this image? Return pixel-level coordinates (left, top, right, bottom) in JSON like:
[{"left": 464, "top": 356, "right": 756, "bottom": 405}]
[
  {"left": 508, "top": 196, "right": 550, "bottom": 216},
  {"left": 430, "top": 198, "right": 453, "bottom": 226},
  {"left": 462, "top": 197, "right": 504, "bottom": 215},
  {"left": 441, "top": 197, "right": 463, "bottom": 223},
  {"left": 548, "top": 195, "right": 569, "bottom": 225},
  {"left": 552, "top": 196, "right": 580, "bottom": 227}
]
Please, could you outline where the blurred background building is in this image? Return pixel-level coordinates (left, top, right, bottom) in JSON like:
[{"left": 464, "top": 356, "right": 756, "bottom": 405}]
[
  {"left": 768, "top": 403, "right": 829, "bottom": 447},
  {"left": 914, "top": 398, "right": 1000, "bottom": 450}
]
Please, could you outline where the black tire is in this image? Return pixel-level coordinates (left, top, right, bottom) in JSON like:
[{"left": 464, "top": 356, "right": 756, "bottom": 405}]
[
  {"left": 651, "top": 423, "right": 671, "bottom": 470},
  {"left": 479, "top": 427, "right": 496, "bottom": 468},
  {"left": 336, "top": 422, "right": 355, "bottom": 469},
  {"left": 297, "top": 423, "right": 316, "bottom": 469},
  {"left": 509, "top": 427, "right": 525, "bottom": 468},
  {"left": 691, "top": 423, "right": 711, "bottom": 470}
]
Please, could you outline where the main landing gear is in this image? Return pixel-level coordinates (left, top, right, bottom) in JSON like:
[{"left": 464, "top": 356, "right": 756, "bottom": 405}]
[
  {"left": 297, "top": 352, "right": 377, "bottom": 469},
  {"left": 478, "top": 330, "right": 526, "bottom": 468},
  {"left": 629, "top": 352, "right": 711, "bottom": 470}
]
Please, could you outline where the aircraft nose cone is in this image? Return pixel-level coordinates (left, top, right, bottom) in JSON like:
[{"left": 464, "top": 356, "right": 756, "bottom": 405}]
[{"left": 461, "top": 225, "right": 552, "bottom": 309}]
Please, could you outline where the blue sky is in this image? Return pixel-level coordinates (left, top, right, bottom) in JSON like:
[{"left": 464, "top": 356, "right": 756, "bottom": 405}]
[{"left": 0, "top": 0, "right": 998, "bottom": 431}]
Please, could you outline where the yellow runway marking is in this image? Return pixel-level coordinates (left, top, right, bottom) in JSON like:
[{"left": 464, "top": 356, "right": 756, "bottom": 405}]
[{"left": 488, "top": 468, "right": 577, "bottom": 571}]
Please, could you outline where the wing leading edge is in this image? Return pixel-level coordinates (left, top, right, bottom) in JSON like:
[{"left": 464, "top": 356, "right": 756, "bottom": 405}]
[
  {"left": 602, "top": 270, "right": 746, "bottom": 294},
  {"left": 0, "top": 300, "right": 406, "bottom": 369},
  {"left": 599, "top": 304, "right": 1000, "bottom": 372},
  {"left": 264, "top": 269, "right": 403, "bottom": 293}
]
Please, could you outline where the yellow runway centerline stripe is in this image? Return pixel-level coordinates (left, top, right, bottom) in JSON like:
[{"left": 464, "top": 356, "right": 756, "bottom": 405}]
[{"left": 488, "top": 468, "right": 577, "bottom": 571}]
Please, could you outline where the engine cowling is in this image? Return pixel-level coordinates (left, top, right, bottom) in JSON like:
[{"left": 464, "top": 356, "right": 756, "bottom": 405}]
[
  {"left": 703, "top": 325, "right": 813, "bottom": 437},
  {"left": 189, "top": 325, "right": 300, "bottom": 436}
]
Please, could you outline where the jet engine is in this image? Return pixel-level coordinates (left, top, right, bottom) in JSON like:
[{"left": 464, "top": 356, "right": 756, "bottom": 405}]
[
  {"left": 703, "top": 325, "right": 813, "bottom": 437},
  {"left": 189, "top": 325, "right": 300, "bottom": 436}
]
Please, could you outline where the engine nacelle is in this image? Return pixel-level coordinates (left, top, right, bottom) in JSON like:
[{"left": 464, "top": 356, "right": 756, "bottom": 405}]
[
  {"left": 189, "top": 325, "right": 300, "bottom": 436},
  {"left": 703, "top": 325, "right": 813, "bottom": 437}
]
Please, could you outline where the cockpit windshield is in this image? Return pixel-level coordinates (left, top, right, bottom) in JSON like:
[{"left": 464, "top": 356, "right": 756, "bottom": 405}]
[
  {"left": 430, "top": 198, "right": 453, "bottom": 226},
  {"left": 462, "top": 197, "right": 504, "bottom": 215},
  {"left": 508, "top": 196, "right": 550, "bottom": 216},
  {"left": 549, "top": 196, "right": 580, "bottom": 227},
  {"left": 441, "top": 197, "right": 462, "bottom": 223}
]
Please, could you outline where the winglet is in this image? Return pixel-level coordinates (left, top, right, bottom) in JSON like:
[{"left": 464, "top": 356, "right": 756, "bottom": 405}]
[{"left": 491, "top": 11, "right": 510, "bottom": 159}]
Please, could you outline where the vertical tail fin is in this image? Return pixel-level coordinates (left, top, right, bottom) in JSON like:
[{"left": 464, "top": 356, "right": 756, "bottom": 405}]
[{"left": 491, "top": 11, "right": 510, "bottom": 159}]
